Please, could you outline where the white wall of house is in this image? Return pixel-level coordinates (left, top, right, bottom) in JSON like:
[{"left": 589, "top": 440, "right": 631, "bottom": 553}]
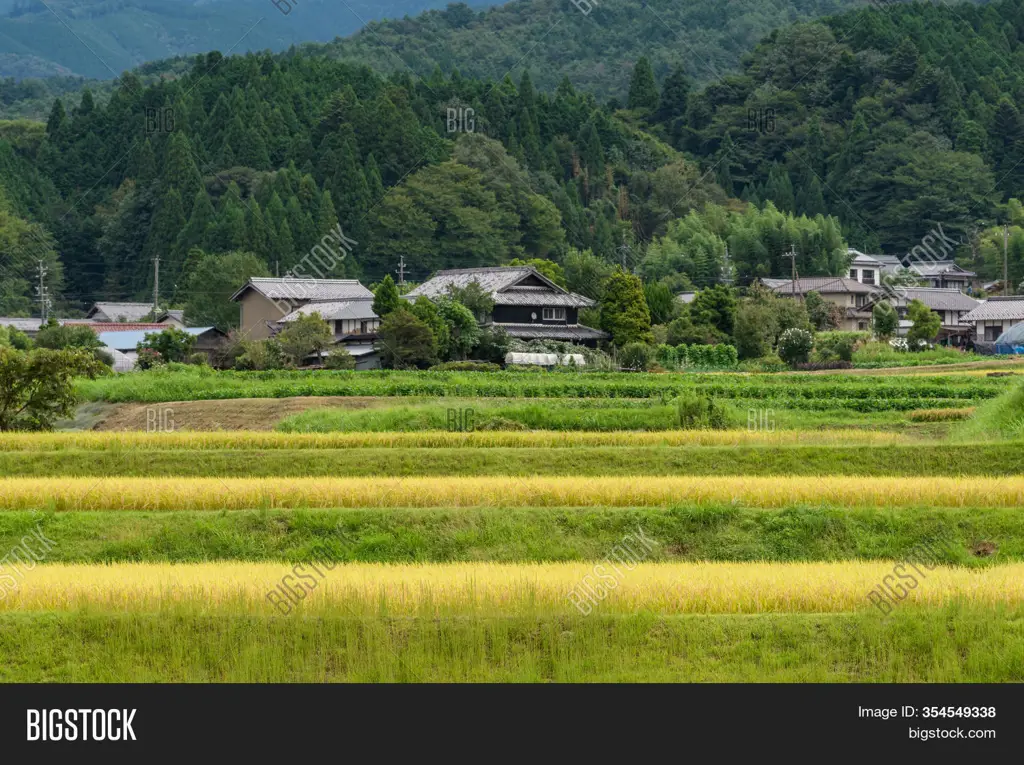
[
  {"left": 849, "top": 267, "right": 878, "bottom": 286},
  {"left": 330, "top": 318, "right": 380, "bottom": 336},
  {"left": 975, "top": 318, "right": 1021, "bottom": 341}
]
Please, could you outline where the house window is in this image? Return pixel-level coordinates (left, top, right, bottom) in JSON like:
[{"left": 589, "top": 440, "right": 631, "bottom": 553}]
[
  {"left": 862, "top": 269, "right": 875, "bottom": 285},
  {"left": 360, "top": 321, "right": 368, "bottom": 334},
  {"left": 542, "top": 307, "right": 566, "bottom": 321},
  {"left": 985, "top": 325, "right": 1002, "bottom": 341},
  {"left": 849, "top": 268, "right": 858, "bottom": 279},
  {"left": 858, "top": 321, "right": 868, "bottom": 331},
  {"left": 855, "top": 294, "right": 867, "bottom": 307}
]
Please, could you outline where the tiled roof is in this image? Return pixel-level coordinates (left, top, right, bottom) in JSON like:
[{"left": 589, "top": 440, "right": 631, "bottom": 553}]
[
  {"left": 66, "top": 322, "right": 168, "bottom": 333},
  {"left": 0, "top": 317, "right": 43, "bottom": 332},
  {"left": 87, "top": 302, "right": 155, "bottom": 322},
  {"left": 231, "top": 278, "right": 373, "bottom": 302},
  {"left": 493, "top": 290, "right": 593, "bottom": 308},
  {"left": 499, "top": 323, "right": 608, "bottom": 340},
  {"left": 766, "top": 277, "right": 881, "bottom": 295},
  {"left": 408, "top": 266, "right": 595, "bottom": 307},
  {"left": 891, "top": 288, "right": 980, "bottom": 312},
  {"left": 962, "top": 297, "right": 1024, "bottom": 322},
  {"left": 909, "top": 261, "right": 975, "bottom": 277},
  {"left": 280, "top": 300, "right": 378, "bottom": 322},
  {"left": 407, "top": 267, "right": 535, "bottom": 298}
]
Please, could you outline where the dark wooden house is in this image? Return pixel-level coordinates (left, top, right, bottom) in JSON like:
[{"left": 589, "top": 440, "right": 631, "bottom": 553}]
[{"left": 406, "top": 266, "right": 607, "bottom": 346}]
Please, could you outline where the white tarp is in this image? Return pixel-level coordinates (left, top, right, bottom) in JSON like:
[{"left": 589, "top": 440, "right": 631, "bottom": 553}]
[{"left": 505, "top": 352, "right": 586, "bottom": 366}]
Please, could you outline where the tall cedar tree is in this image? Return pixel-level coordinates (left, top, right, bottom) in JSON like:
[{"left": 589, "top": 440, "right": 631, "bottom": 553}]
[{"left": 601, "top": 268, "right": 653, "bottom": 346}]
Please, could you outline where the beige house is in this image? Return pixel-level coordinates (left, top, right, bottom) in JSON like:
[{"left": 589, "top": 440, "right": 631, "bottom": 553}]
[
  {"left": 889, "top": 287, "right": 979, "bottom": 345},
  {"left": 230, "top": 277, "right": 376, "bottom": 340},
  {"left": 763, "top": 277, "right": 881, "bottom": 331}
]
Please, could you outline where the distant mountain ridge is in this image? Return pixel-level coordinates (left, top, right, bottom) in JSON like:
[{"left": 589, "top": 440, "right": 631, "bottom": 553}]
[{"left": 0, "top": 0, "right": 497, "bottom": 79}]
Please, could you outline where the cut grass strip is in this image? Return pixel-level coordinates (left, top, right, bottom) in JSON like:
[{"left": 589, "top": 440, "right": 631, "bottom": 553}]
[
  {"left": 2, "top": 475, "right": 1023, "bottom": 510},
  {"left": 1, "top": 606, "right": 1020, "bottom": 682},
  {"left": 3, "top": 561, "right": 1022, "bottom": 614},
  {"left": 0, "top": 429, "right": 907, "bottom": 451},
  {"left": 2, "top": 443, "right": 1022, "bottom": 477},
  {"left": 1, "top": 506, "right": 1018, "bottom": 563}
]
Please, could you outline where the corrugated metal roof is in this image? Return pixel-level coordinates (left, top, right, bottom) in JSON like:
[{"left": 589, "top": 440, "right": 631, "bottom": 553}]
[
  {"left": 962, "top": 297, "right": 1024, "bottom": 322},
  {"left": 280, "top": 300, "right": 378, "bottom": 322},
  {"left": 892, "top": 288, "right": 979, "bottom": 312},
  {"left": 233, "top": 278, "right": 373, "bottom": 302},
  {"left": 98, "top": 327, "right": 216, "bottom": 351}
]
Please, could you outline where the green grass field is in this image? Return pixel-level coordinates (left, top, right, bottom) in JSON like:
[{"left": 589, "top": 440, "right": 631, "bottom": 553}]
[
  {"left": 0, "top": 371, "right": 1020, "bottom": 682},
  {"left": 2, "top": 606, "right": 1021, "bottom": 682}
]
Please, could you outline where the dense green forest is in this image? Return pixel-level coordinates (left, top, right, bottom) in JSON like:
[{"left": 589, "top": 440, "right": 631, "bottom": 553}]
[
  {"left": 3, "top": 0, "right": 1024, "bottom": 324},
  {"left": 319, "top": 0, "right": 873, "bottom": 97}
]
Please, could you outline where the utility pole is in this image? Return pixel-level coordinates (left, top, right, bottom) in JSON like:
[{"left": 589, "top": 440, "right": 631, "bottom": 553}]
[
  {"left": 152, "top": 256, "right": 160, "bottom": 316},
  {"left": 1004, "top": 224, "right": 1011, "bottom": 296},
  {"left": 782, "top": 245, "right": 799, "bottom": 299},
  {"left": 398, "top": 255, "right": 406, "bottom": 287},
  {"left": 36, "top": 259, "right": 49, "bottom": 321}
]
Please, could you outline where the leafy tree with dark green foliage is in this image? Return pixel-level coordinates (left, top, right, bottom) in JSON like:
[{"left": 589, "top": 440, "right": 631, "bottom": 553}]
[
  {"left": 446, "top": 281, "right": 495, "bottom": 322},
  {"left": 805, "top": 290, "right": 842, "bottom": 331},
  {"left": 372, "top": 274, "right": 402, "bottom": 318},
  {"left": 409, "top": 296, "right": 451, "bottom": 360},
  {"left": 277, "top": 313, "right": 333, "bottom": 365},
  {"left": 0, "top": 347, "right": 105, "bottom": 431},
  {"left": 906, "top": 299, "right": 941, "bottom": 347},
  {"left": 182, "top": 250, "right": 270, "bottom": 330},
  {"left": 137, "top": 327, "right": 196, "bottom": 364},
  {"left": 642, "top": 281, "right": 678, "bottom": 326},
  {"left": 689, "top": 285, "right": 737, "bottom": 337},
  {"left": 376, "top": 309, "right": 438, "bottom": 369},
  {"left": 437, "top": 297, "right": 481, "bottom": 359},
  {"left": 872, "top": 301, "right": 899, "bottom": 340},
  {"left": 600, "top": 268, "right": 653, "bottom": 346}
]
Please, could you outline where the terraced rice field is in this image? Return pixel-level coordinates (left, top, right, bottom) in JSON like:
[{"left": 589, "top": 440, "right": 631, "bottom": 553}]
[{"left": 1, "top": 370, "right": 1021, "bottom": 682}]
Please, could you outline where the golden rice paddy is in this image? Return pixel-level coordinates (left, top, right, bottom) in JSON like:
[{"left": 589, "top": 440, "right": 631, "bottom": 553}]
[
  {"left": 3, "top": 561, "right": 1020, "bottom": 614},
  {"left": 1, "top": 475, "right": 1021, "bottom": 510},
  {"left": 0, "top": 428, "right": 906, "bottom": 451}
]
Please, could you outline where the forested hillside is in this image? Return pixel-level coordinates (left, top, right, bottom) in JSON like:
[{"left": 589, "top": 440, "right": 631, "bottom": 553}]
[
  {"left": 661, "top": 0, "right": 1024, "bottom": 259},
  {"left": 6, "top": 0, "right": 1024, "bottom": 323},
  {"left": 0, "top": 0, "right": 496, "bottom": 79},
  {"left": 319, "top": 0, "right": 871, "bottom": 97}
]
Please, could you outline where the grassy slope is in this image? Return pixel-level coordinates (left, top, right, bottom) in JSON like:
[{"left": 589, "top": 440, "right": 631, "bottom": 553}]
[
  {"left": 0, "top": 505, "right": 1016, "bottom": 563},
  {"left": 0, "top": 443, "right": 1020, "bottom": 477},
  {"left": 2, "top": 607, "right": 1021, "bottom": 682}
]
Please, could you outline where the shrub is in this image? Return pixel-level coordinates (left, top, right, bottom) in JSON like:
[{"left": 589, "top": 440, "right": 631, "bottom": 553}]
[
  {"left": 619, "top": 342, "right": 653, "bottom": 372},
  {"left": 234, "top": 339, "right": 286, "bottom": 371},
  {"left": 187, "top": 352, "right": 208, "bottom": 366},
  {"left": 653, "top": 344, "right": 677, "bottom": 368},
  {"left": 679, "top": 343, "right": 738, "bottom": 369},
  {"left": 815, "top": 331, "right": 867, "bottom": 363},
  {"left": 673, "top": 393, "right": 729, "bottom": 429},
  {"left": 137, "top": 327, "right": 196, "bottom": 363},
  {"left": 325, "top": 347, "right": 357, "bottom": 370},
  {"left": 777, "top": 328, "right": 814, "bottom": 366},
  {"left": 429, "top": 361, "right": 502, "bottom": 372},
  {"left": 135, "top": 347, "right": 164, "bottom": 370}
]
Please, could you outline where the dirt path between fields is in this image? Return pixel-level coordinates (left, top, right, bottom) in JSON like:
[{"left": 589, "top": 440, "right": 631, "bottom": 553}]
[{"left": 92, "top": 396, "right": 388, "bottom": 431}]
